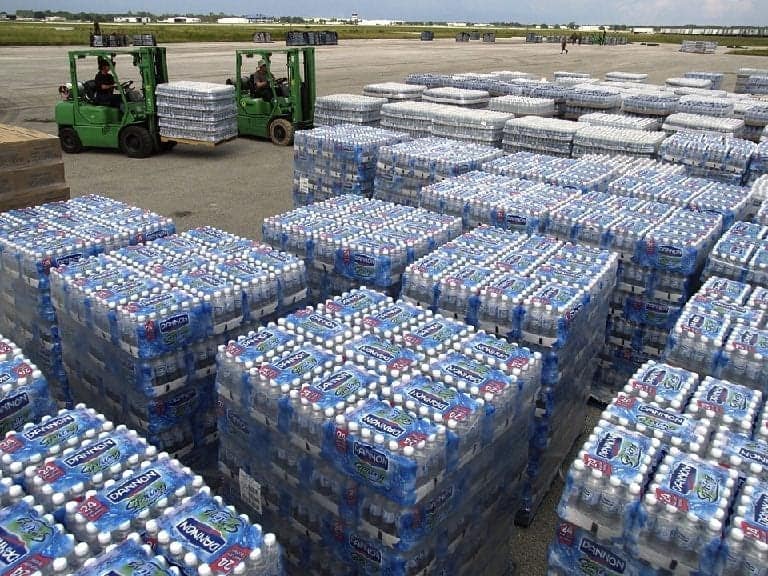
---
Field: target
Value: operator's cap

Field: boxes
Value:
[257,60,266,67]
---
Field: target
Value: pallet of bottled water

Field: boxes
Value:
[684,71,724,91]
[665,277,768,390]
[660,130,755,184]
[501,117,579,156]
[594,205,726,402]
[564,85,623,119]
[449,73,497,92]
[676,94,735,118]
[572,126,667,158]
[749,142,768,185]
[483,152,629,192]
[428,107,512,146]
[0,196,175,406]
[373,137,504,206]
[156,82,237,144]
[488,95,555,117]
[404,73,453,88]
[680,40,718,54]
[555,77,598,88]
[216,288,536,574]
[662,113,746,138]
[742,75,768,96]
[529,83,574,115]
[749,174,768,217]
[674,86,729,99]
[704,223,768,287]
[292,124,410,206]
[0,334,56,437]
[605,72,648,84]
[621,90,680,117]
[736,68,768,94]
[379,101,447,139]
[473,78,525,97]
[741,101,768,143]
[736,68,768,93]
[578,112,662,131]
[554,72,592,82]
[49,227,307,464]
[0,407,283,575]
[666,76,713,90]
[419,170,578,231]
[421,87,490,108]
[490,70,538,82]
[263,197,462,300]
[399,226,618,525]
[362,82,426,101]
[549,363,768,576]
[549,361,768,575]
[314,94,388,127]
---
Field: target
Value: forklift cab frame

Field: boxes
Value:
[233,47,315,145]
[55,47,169,157]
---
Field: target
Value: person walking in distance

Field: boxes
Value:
[561,37,568,54]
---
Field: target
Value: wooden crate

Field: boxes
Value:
[0,124,67,212]
[0,124,62,172]
[0,163,67,195]
[0,185,70,213]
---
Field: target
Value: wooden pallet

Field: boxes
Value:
[160,135,236,147]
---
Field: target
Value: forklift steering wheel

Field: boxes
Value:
[120,80,133,90]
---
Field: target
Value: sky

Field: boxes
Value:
[1,0,766,26]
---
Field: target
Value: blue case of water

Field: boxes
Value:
[297,364,378,410]
[604,396,708,450]
[33,428,152,497]
[74,458,194,534]
[343,335,421,374]
[76,538,177,575]
[402,317,470,352]
[548,521,653,576]
[152,491,265,575]
[0,407,105,466]
[0,499,74,574]
[324,398,437,503]
[0,358,55,435]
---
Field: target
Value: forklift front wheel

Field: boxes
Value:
[59,127,83,154]
[119,125,154,158]
[269,118,294,146]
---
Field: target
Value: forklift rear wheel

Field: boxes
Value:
[269,118,294,146]
[59,127,83,154]
[119,126,154,158]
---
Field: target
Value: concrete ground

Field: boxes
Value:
[0,38,752,573]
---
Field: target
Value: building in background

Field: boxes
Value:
[159,16,202,23]
[113,16,151,23]
[217,17,249,24]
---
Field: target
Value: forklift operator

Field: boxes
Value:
[94,58,122,108]
[250,60,273,101]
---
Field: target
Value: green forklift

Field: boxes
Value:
[55,46,182,158]
[228,47,316,146]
